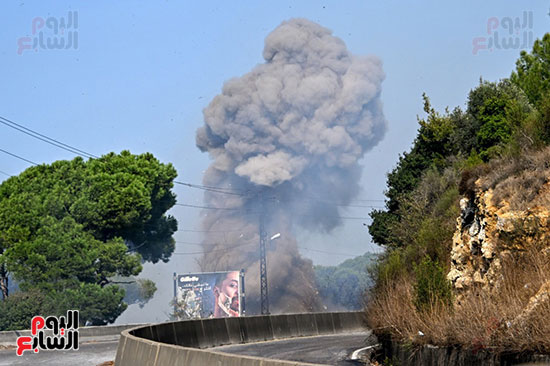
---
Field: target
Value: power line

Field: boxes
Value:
[354,198,385,203]
[172,242,256,255]
[173,242,361,258]
[298,246,359,257]
[175,201,371,220]
[179,229,246,233]
[0,115,98,159]
[175,241,208,247]
[175,181,383,206]
[0,148,38,166]
[0,170,11,177]
[174,181,248,196]
[176,240,250,247]
[266,196,384,209]
[174,181,243,192]
[175,203,245,211]
[315,202,383,209]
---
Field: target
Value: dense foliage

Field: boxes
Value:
[0,151,177,328]
[314,252,375,310]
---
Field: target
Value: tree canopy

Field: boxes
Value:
[511,33,550,107]
[0,151,177,327]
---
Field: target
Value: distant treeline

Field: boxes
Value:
[314,252,376,310]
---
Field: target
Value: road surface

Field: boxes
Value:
[0,335,118,366]
[0,331,374,365]
[216,331,374,365]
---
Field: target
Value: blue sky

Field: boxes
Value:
[1,1,549,322]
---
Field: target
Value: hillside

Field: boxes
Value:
[366,33,550,353]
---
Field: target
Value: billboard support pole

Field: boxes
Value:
[259,197,269,315]
[240,269,246,316]
[173,272,177,317]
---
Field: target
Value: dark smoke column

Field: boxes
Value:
[196,18,386,314]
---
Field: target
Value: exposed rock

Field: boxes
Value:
[514,281,550,325]
[448,177,550,297]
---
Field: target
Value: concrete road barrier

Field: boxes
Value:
[314,313,335,335]
[271,314,299,339]
[295,313,318,337]
[115,311,367,366]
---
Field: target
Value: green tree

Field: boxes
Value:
[370,94,457,248]
[6,216,141,291]
[0,151,177,327]
[0,289,55,331]
[511,33,550,107]
[466,79,531,160]
[476,96,511,159]
[50,283,128,325]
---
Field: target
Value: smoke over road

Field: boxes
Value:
[196,18,386,313]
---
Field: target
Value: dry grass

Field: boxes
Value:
[366,244,550,353]
[460,147,550,210]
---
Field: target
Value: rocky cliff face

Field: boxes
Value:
[448,173,550,315]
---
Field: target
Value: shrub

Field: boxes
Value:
[413,256,453,312]
[0,289,56,331]
[376,250,406,287]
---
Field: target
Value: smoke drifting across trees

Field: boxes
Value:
[196,18,387,313]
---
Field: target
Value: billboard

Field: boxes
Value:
[173,270,243,319]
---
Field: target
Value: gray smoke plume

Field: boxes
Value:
[196,18,386,314]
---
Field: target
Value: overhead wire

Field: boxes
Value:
[175,182,384,209]
[0,115,380,232]
[0,115,98,159]
[264,195,384,209]
[176,240,251,247]
[173,240,362,258]
[0,148,39,166]
[298,246,360,257]
[172,242,257,255]
[175,203,246,211]
[174,181,248,196]
[175,201,372,220]
[179,229,247,233]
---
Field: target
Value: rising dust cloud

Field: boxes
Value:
[195,18,386,313]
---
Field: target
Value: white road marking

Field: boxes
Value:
[350,344,379,360]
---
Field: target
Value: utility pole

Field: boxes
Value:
[259,197,269,315]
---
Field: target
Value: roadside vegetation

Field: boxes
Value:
[366,33,550,353]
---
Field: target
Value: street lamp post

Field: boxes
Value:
[259,213,269,315]
[259,210,281,315]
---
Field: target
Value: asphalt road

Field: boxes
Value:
[215,331,375,365]
[0,336,118,366]
[0,332,374,366]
